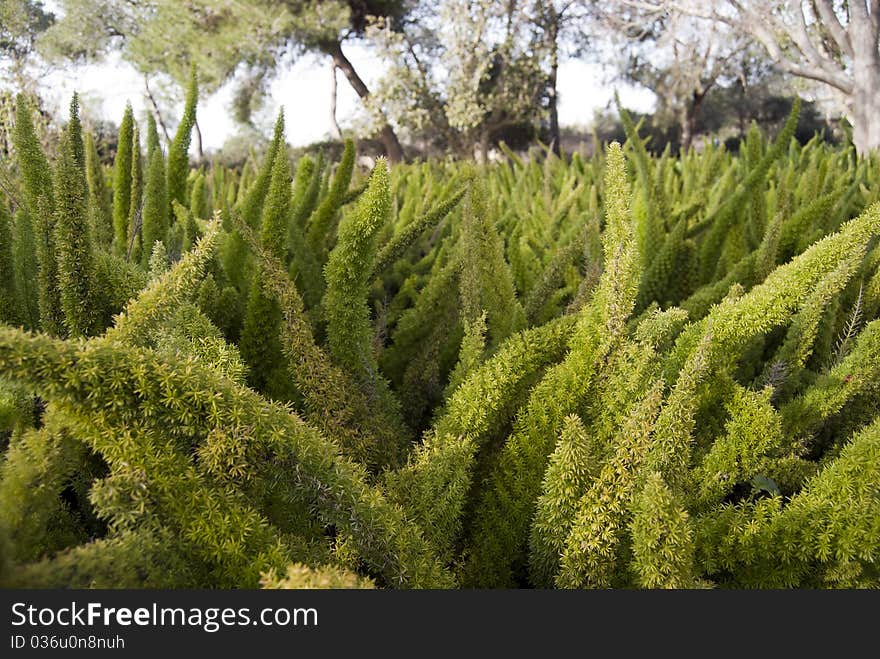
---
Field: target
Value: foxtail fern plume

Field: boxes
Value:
[323,157,411,460]
[166,67,198,212]
[458,169,525,350]
[695,417,880,587]
[385,314,577,560]
[105,217,221,347]
[84,131,113,248]
[629,472,699,589]
[126,125,144,263]
[54,97,99,338]
[66,93,86,174]
[590,141,640,345]
[323,157,390,384]
[307,138,355,261]
[260,564,375,589]
[290,155,316,225]
[13,94,54,219]
[141,143,168,268]
[555,382,665,589]
[0,324,455,588]
[190,170,209,219]
[0,199,19,326]
[112,104,135,255]
[13,93,62,335]
[372,188,466,281]
[146,111,161,162]
[528,414,599,588]
[238,112,286,229]
[11,207,39,329]
[292,151,323,230]
[239,112,296,399]
[236,214,407,472]
[221,111,285,298]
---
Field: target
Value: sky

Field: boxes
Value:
[33,13,656,152]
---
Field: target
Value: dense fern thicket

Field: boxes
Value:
[1,93,880,589]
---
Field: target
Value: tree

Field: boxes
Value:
[0,0,53,88]
[40,1,410,161]
[632,18,745,152]
[0,2,53,163]
[532,1,592,155]
[645,1,880,155]
[593,2,752,152]
[366,0,552,160]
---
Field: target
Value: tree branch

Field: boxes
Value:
[871,1,880,37]
[853,0,880,48]
[813,0,854,59]
[850,0,870,23]
[144,75,172,144]
[722,0,854,93]
[784,1,850,87]
[329,59,342,140]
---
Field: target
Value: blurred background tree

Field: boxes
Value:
[2,0,851,162]
[38,0,413,160]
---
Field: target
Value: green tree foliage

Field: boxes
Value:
[39,1,410,160]
[0,0,52,76]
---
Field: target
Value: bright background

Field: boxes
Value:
[35,42,655,150]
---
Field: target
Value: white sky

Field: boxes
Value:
[34,39,656,152]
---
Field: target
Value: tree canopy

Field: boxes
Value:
[40,1,414,159]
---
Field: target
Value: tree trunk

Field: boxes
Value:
[849,54,880,154]
[478,128,490,164]
[680,90,705,153]
[849,93,880,155]
[547,9,560,156]
[194,117,204,162]
[680,106,693,154]
[144,75,172,143]
[840,13,880,155]
[324,40,405,163]
[329,60,343,141]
